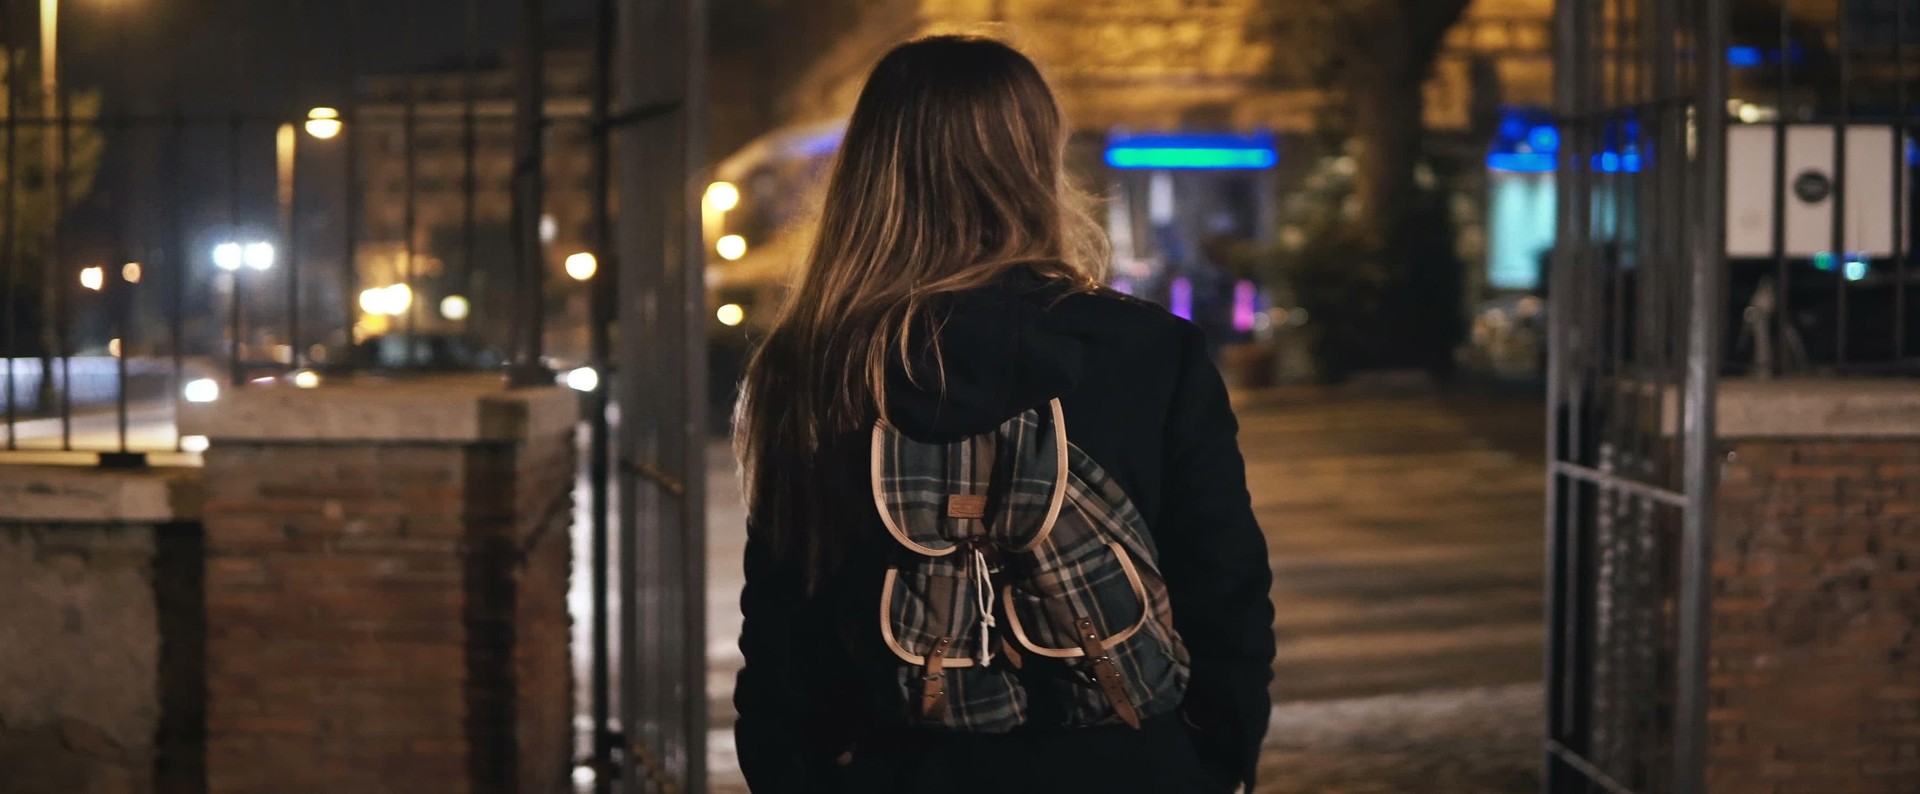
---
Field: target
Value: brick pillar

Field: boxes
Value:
[1706,380,1920,793]
[181,378,576,794]
[0,466,204,794]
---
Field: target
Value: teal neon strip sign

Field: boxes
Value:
[1104,132,1278,170]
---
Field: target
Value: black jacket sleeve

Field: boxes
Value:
[733,525,857,793]
[1157,326,1277,791]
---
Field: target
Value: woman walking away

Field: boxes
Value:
[733,35,1276,794]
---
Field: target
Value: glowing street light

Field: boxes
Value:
[121,262,141,284]
[716,234,747,261]
[292,369,321,388]
[716,303,745,327]
[213,242,244,271]
[358,284,413,316]
[704,181,740,212]
[183,377,221,403]
[565,252,598,281]
[440,294,471,321]
[78,266,105,291]
[304,107,343,140]
[565,366,600,392]
[243,241,275,271]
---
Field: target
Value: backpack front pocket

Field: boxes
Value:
[1001,540,1150,657]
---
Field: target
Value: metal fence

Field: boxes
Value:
[1,0,709,791]
[0,6,573,462]
[1550,0,1917,792]
[1723,0,1920,376]
[1546,0,1726,792]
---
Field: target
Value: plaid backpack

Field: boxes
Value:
[871,398,1190,731]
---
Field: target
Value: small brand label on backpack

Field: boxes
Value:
[946,494,988,519]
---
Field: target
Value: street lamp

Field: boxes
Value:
[304,107,343,140]
[440,294,471,321]
[213,242,244,272]
[214,241,274,271]
[704,181,740,212]
[358,284,412,317]
[243,241,275,271]
[78,265,104,291]
[565,252,597,281]
[716,234,747,261]
[121,262,141,283]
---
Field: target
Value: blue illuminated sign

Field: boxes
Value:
[1487,107,1643,174]
[1486,152,1557,173]
[1728,44,1806,68]
[1104,132,1278,170]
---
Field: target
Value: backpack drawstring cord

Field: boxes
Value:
[972,546,996,667]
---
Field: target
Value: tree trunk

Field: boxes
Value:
[1346,47,1425,263]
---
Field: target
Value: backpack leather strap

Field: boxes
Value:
[921,636,952,719]
[1074,617,1142,729]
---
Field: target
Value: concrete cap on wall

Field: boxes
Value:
[177,374,579,445]
[1659,378,1920,439]
[0,465,204,523]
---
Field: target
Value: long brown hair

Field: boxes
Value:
[735,36,1107,580]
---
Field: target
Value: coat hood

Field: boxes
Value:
[882,269,1088,443]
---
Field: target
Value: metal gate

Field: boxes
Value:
[2,0,709,788]
[1545,0,1727,792]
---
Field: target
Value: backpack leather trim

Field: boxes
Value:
[1000,540,1153,658]
[870,425,962,557]
[878,566,980,668]
[1009,399,1072,552]
[870,399,1071,557]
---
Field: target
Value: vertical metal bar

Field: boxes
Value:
[509,0,549,385]
[1833,0,1852,368]
[617,0,707,786]
[4,7,19,451]
[1545,0,1583,785]
[1770,0,1791,376]
[588,0,617,788]
[462,0,480,322]
[681,0,711,786]
[1676,0,1728,789]
[56,78,70,450]
[169,113,185,452]
[227,114,244,387]
[401,6,421,367]
[1894,0,1908,362]
[285,1,305,371]
[114,241,130,455]
[341,0,361,368]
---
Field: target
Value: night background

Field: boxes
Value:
[3,1,1918,793]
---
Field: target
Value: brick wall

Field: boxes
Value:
[1711,438,1920,793]
[200,429,574,793]
[0,520,203,794]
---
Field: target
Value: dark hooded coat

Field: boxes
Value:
[734,268,1275,793]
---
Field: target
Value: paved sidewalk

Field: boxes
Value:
[1259,684,1540,793]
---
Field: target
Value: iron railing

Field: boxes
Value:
[0,1,710,792]
[1724,0,1920,375]
[1546,0,1727,792]
[0,2,582,463]
[1552,0,1920,786]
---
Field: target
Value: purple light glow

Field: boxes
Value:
[1111,278,1134,296]
[1170,277,1193,321]
[1232,280,1257,333]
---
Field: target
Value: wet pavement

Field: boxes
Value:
[705,383,1547,792]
